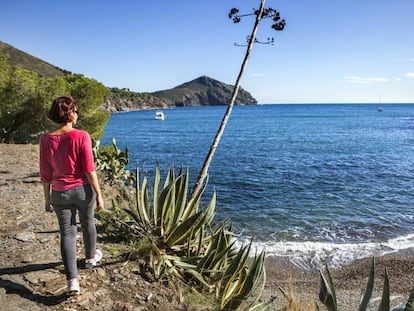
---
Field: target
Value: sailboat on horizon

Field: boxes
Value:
[377,96,383,112]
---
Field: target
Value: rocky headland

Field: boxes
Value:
[101,76,257,112]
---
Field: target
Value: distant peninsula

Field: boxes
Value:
[102,76,256,112]
[151,76,257,107]
[0,41,257,112]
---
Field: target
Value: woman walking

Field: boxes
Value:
[39,96,104,295]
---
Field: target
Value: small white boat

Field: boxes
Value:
[155,110,165,120]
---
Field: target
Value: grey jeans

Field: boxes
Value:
[52,184,97,280]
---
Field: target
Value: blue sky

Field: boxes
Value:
[1,0,413,104]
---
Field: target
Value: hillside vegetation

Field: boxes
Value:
[0,41,67,78]
[102,87,168,112]
[1,41,257,112]
[0,51,109,143]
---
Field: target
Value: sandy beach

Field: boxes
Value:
[0,143,413,310]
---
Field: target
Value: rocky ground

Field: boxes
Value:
[0,143,413,311]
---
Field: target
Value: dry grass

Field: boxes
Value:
[279,285,318,311]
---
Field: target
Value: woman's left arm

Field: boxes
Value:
[42,182,54,212]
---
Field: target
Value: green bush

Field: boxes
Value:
[93,138,135,186]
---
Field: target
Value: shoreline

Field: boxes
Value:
[247,234,414,272]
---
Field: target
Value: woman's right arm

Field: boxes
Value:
[42,182,54,212]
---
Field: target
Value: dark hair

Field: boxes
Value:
[47,96,78,124]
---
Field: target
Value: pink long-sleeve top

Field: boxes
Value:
[39,129,96,191]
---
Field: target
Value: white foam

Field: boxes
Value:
[236,233,414,271]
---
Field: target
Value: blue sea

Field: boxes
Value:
[101,104,414,269]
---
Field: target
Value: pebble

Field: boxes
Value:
[14,231,35,242]
[24,270,60,285]
[21,256,33,263]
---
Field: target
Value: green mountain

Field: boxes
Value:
[152,75,257,106]
[0,41,166,111]
[0,41,66,77]
[1,41,257,110]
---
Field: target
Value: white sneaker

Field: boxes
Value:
[85,249,103,269]
[67,278,80,296]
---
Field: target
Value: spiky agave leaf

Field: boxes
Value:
[153,161,161,224]
[171,168,189,226]
[220,243,251,291]
[194,224,205,257]
[235,252,264,299]
[198,239,235,288]
[165,192,216,251]
[185,175,209,218]
[164,255,212,289]
[163,164,175,188]
[165,211,205,247]
[239,251,267,311]
[135,167,151,229]
[222,267,249,310]
[358,257,375,311]
[378,266,390,311]
[248,295,276,311]
[123,208,144,231]
[186,192,216,242]
[403,289,414,311]
[325,263,337,308]
[197,224,229,271]
[123,168,150,230]
[319,265,338,311]
[219,243,252,309]
[150,254,170,281]
[206,240,234,274]
[201,191,217,227]
[158,176,178,236]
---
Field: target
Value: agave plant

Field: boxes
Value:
[319,257,414,311]
[117,163,272,310]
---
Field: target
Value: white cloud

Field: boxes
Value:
[345,76,389,83]
[406,73,414,79]
[396,57,414,62]
[250,73,264,78]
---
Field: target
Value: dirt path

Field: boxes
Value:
[0,144,184,310]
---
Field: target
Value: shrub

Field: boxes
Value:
[93,138,135,186]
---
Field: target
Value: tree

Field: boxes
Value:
[189,0,286,201]
[66,73,109,140]
[0,66,42,143]
[0,54,110,143]
[0,54,10,90]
